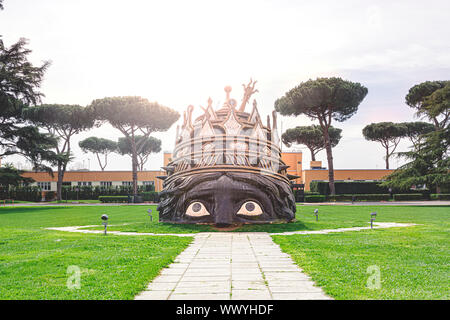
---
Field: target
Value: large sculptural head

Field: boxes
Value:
[158,80,296,226]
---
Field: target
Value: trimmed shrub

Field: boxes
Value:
[430,194,450,200]
[439,184,450,193]
[355,194,390,201]
[45,191,56,201]
[0,186,42,202]
[304,195,326,203]
[328,194,390,202]
[310,181,390,195]
[393,194,424,201]
[61,185,157,200]
[141,191,160,202]
[310,181,329,195]
[98,196,130,203]
[327,194,353,202]
[304,191,320,196]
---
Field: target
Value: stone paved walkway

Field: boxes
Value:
[135,233,331,300]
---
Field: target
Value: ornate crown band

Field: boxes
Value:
[160,80,296,183]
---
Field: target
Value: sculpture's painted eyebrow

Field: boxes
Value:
[184,188,214,199]
[185,186,267,201]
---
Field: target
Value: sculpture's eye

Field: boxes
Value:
[186,201,211,217]
[237,201,263,216]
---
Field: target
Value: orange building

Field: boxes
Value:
[20,153,393,194]
[280,151,303,184]
[22,152,304,194]
[22,170,165,192]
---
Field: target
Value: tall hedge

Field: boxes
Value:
[431,194,450,200]
[310,181,390,195]
[61,185,155,200]
[0,186,42,202]
[1,185,159,202]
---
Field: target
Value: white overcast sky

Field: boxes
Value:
[1,0,449,171]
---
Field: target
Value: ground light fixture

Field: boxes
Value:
[314,209,319,221]
[147,208,153,222]
[101,214,108,235]
[370,211,377,229]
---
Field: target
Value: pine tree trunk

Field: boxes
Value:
[96,153,104,171]
[385,147,390,169]
[57,163,63,201]
[131,139,138,197]
[310,149,316,161]
[323,126,336,195]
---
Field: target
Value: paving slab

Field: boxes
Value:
[271,292,333,300]
[232,280,267,290]
[232,289,272,300]
[170,293,231,300]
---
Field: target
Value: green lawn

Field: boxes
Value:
[47,199,102,204]
[0,204,448,299]
[0,205,192,299]
[272,205,450,300]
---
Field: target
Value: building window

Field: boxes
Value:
[62,182,72,187]
[77,182,92,186]
[142,181,154,186]
[122,181,133,186]
[100,181,112,187]
[37,182,51,191]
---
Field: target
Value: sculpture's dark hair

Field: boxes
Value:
[157,171,295,222]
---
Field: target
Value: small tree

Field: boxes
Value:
[362,122,407,169]
[24,104,95,200]
[405,80,449,129]
[0,38,57,168]
[118,136,161,171]
[275,77,368,195]
[282,125,342,161]
[381,127,449,193]
[0,164,34,193]
[402,121,435,150]
[79,137,117,171]
[89,96,179,196]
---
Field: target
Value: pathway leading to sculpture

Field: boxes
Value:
[135,232,331,300]
[46,222,417,300]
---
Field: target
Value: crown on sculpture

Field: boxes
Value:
[162,79,294,183]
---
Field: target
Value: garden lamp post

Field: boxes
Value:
[314,209,319,221]
[370,212,377,229]
[101,214,108,235]
[147,208,153,222]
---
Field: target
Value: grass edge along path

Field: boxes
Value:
[272,221,449,300]
[0,228,192,299]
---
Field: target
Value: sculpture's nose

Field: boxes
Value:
[214,201,233,227]
[212,175,234,227]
